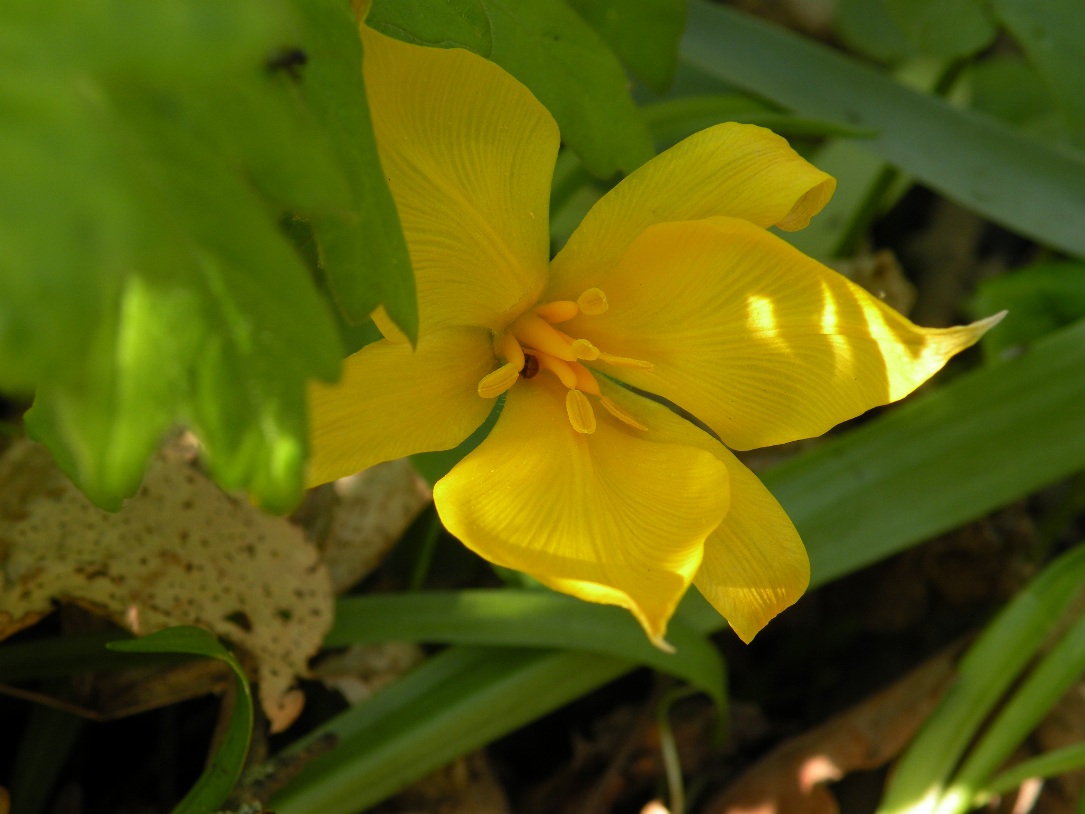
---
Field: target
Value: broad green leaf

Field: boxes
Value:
[968,57,1058,134]
[835,0,913,64]
[368,0,654,177]
[109,626,254,814]
[274,317,1085,814]
[3,0,344,510]
[972,261,1085,361]
[290,0,417,341]
[885,0,996,58]
[681,0,1085,260]
[565,0,686,92]
[328,590,727,707]
[991,0,1085,149]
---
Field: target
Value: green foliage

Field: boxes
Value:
[884,0,996,58]
[877,545,1085,814]
[1,0,413,510]
[367,0,657,177]
[293,0,417,339]
[682,0,1085,259]
[991,0,1085,149]
[973,261,1085,361]
[328,590,727,708]
[109,627,254,814]
[565,0,686,92]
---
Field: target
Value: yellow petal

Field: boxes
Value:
[548,122,835,298]
[433,375,729,645]
[595,381,808,642]
[570,217,1002,450]
[694,451,810,644]
[362,26,557,332]
[307,328,495,486]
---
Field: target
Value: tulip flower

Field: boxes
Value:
[308,24,1001,647]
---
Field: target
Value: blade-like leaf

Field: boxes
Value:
[109,627,254,814]
[681,0,1085,259]
[328,590,727,707]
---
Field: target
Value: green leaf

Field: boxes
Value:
[990,0,1085,149]
[368,0,655,177]
[877,544,1085,814]
[681,0,1085,260]
[884,0,997,58]
[2,0,344,510]
[835,0,913,64]
[967,57,1058,133]
[642,94,875,150]
[291,0,417,341]
[272,646,630,814]
[972,260,1085,361]
[565,0,686,92]
[767,319,1085,588]
[273,310,1085,814]
[109,626,254,814]
[327,590,727,707]
[943,604,1085,814]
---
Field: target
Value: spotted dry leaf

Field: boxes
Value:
[318,460,431,593]
[0,440,333,732]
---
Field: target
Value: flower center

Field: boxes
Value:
[477,288,651,434]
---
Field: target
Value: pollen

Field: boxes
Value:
[475,287,649,434]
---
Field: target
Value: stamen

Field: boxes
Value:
[477,362,521,398]
[599,397,648,431]
[535,353,578,389]
[534,300,580,323]
[598,351,654,371]
[496,332,525,370]
[577,288,608,315]
[512,312,577,361]
[371,305,409,344]
[566,390,597,434]
[569,362,601,396]
[570,338,600,361]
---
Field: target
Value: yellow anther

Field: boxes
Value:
[570,361,601,396]
[512,312,577,361]
[598,351,654,371]
[534,300,580,323]
[565,390,597,434]
[371,305,409,344]
[570,338,600,361]
[496,332,525,370]
[477,362,521,399]
[536,353,578,389]
[599,397,647,431]
[577,288,608,315]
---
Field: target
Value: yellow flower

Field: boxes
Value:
[307,25,1001,647]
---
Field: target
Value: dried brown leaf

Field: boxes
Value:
[702,644,963,814]
[0,440,333,732]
